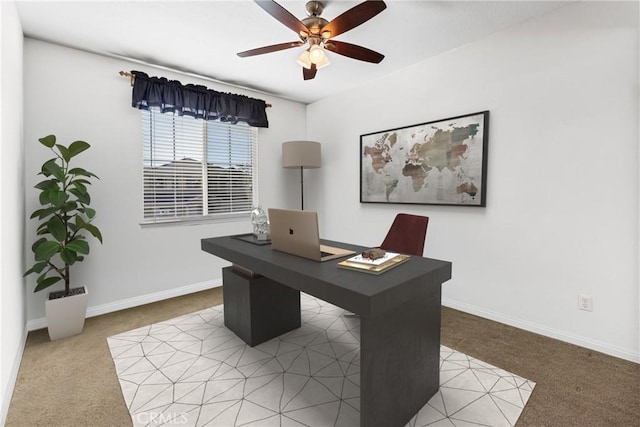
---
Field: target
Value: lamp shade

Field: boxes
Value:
[282,141,321,169]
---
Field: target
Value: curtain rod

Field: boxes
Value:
[118,71,272,108]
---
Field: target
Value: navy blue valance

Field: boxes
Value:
[130,71,269,128]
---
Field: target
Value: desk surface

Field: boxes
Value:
[201,235,452,318]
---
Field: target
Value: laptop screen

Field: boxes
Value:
[268,208,355,261]
[269,208,321,260]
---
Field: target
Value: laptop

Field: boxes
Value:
[268,208,356,262]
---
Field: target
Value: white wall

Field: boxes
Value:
[0,1,26,423]
[307,1,639,362]
[23,39,307,324]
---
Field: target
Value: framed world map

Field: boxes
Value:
[360,111,489,207]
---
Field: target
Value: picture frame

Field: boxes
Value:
[360,111,489,207]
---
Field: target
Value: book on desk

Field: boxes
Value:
[337,251,410,275]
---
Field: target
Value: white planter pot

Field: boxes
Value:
[45,286,88,341]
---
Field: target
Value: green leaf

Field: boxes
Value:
[68,141,90,158]
[83,222,103,244]
[75,215,87,227]
[34,276,62,292]
[34,240,60,261]
[71,178,91,186]
[38,135,56,148]
[36,223,48,235]
[69,187,90,205]
[69,182,87,196]
[39,190,50,206]
[42,159,65,181]
[31,237,46,253]
[47,216,67,242]
[24,261,48,277]
[70,180,87,194]
[34,179,58,191]
[60,248,78,265]
[66,238,89,255]
[68,167,98,179]
[80,207,96,219]
[30,206,57,220]
[40,158,54,177]
[63,200,78,213]
[30,210,42,221]
[56,144,71,163]
[47,189,68,207]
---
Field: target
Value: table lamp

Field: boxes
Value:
[282,141,321,210]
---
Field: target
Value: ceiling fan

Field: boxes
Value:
[237,0,386,80]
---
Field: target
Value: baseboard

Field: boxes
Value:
[22,287,637,363]
[442,297,640,364]
[1,325,28,426]
[26,279,222,332]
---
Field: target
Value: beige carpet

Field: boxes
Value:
[6,287,640,426]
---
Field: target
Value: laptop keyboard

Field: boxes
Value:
[321,251,332,257]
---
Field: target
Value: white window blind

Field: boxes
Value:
[142,108,257,223]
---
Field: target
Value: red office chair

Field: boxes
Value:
[343,213,429,319]
[379,213,429,256]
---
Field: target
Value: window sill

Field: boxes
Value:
[140,212,250,228]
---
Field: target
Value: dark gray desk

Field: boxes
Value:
[201,235,452,427]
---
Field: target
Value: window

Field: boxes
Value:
[142,107,257,224]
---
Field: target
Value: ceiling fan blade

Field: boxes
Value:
[255,0,310,35]
[303,64,317,80]
[325,40,384,63]
[237,41,304,57]
[321,1,386,39]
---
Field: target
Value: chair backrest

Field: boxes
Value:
[379,213,429,256]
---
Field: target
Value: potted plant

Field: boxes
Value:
[24,135,103,340]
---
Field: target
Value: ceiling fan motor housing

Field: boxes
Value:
[305,1,324,17]
[301,1,329,39]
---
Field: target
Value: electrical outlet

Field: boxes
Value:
[579,294,593,312]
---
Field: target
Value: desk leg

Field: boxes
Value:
[222,266,301,347]
[360,285,441,427]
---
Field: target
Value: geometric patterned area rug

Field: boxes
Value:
[107,294,535,427]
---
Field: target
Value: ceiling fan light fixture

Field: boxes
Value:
[296,50,313,69]
[309,45,326,64]
[314,52,331,69]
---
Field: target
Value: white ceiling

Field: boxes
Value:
[16,0,568,104]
